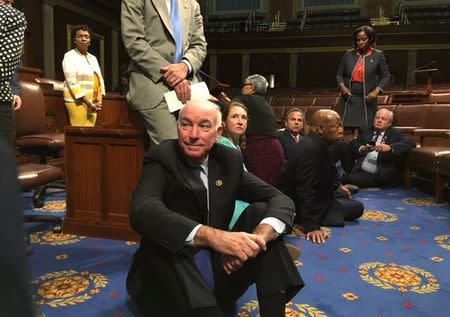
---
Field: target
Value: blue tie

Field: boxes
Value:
[170,0,183,63]
[192,166,215,290]
[194,249,215,291]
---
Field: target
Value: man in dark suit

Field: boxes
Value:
[284,110,364,244]
[127,100,304,317]
[341,108,416,188]
[278,107,304,162]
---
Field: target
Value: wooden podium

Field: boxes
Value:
[63,94,148,241]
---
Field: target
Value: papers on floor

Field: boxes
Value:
[164,81,211,113]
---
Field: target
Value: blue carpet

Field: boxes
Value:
[25,187,449,317]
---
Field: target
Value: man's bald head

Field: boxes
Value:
[309,109,343,144]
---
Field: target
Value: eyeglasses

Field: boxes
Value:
[243,83,252,86]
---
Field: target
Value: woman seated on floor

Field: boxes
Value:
[217,101,250,229]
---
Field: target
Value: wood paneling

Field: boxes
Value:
[217,54,243,87]
[297,52,342,88]
[53,6,113,89]
[383,50,408,86]
[249,53,290,88]
[417,49,450,85]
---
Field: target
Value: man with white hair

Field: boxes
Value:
[127,100,303,317]
[341,108,415,188]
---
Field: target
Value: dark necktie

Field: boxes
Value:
[372,131,381,144]
[170,0,183,63]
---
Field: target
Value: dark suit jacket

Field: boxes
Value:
[278,129,301,162]
[350,127,416,185]
[127,140,297,310]
[284,133,338,233]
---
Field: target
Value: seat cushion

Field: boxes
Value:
[17,163,63,190]
[407,147,450,172]
[439,153,450,176]
[15,133,64,151]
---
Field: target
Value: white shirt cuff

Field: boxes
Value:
[260,217,286,237]
[185,224,202,246]
[182,59,192,74]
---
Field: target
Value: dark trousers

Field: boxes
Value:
[341,169,400,188]
[321,195,364,227]
[0,101,13,145]
[132,202,304,317]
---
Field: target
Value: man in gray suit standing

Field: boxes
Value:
[121,0,207,144]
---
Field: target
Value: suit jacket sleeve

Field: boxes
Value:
[130,160,200,254]
[379,128,416,161]
[336,51,350,87]
[182,0,207,73]
[376,51,391,91]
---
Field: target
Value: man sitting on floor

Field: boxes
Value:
[283,110,364,244]
[341,108,416,188]
[278,107,305,162]
[126,100,304,317]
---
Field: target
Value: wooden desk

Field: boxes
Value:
[63,94,148,241]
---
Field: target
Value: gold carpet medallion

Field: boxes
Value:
[34,200,66,212]
[33,270,108,308]
[435,235,450,250]
[238,300,327,316]
[359,262,439,294]
[403,197,447,207]
[342,292,359,301]
[30,231,86,246]
[291,224,332,240]
[360,210,398,222]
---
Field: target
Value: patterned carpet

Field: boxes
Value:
[25,187,449,317]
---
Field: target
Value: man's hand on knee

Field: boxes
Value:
[195,226,266,262]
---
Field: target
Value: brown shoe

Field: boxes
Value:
[285,243,301,260]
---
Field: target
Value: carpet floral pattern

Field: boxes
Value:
[25,187,449,317]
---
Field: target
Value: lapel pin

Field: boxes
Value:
[215,180,223,187]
